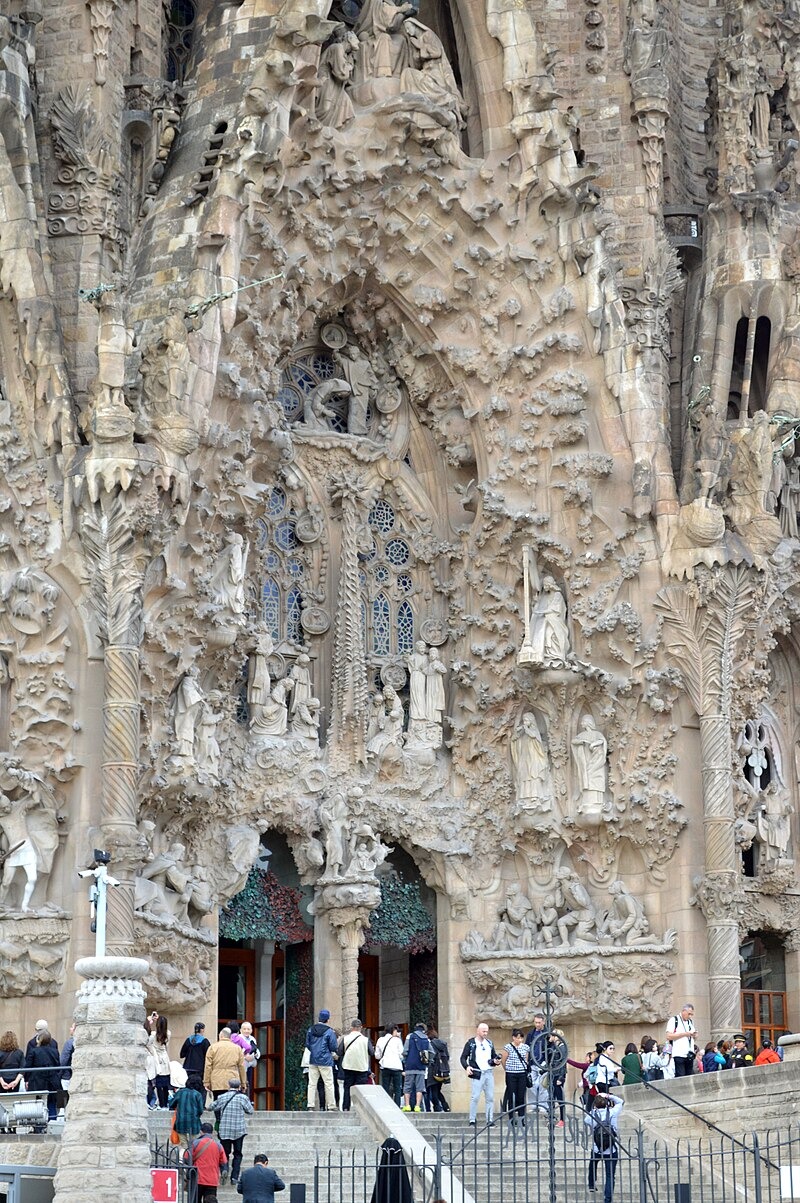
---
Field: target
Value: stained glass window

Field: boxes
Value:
[358,497,417,661]
[278,350,348,432]
[256,491,307,645]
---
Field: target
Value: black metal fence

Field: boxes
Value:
[151,1138,199,1203]
[313,1100,800,1203]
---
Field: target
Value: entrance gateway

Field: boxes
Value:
[218,834,437,1108]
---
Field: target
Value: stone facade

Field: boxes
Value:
[1,0,800,1085]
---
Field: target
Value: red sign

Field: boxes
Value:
[151,1168,180,1202]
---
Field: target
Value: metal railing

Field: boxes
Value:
[151,1138,199,1203]
[312,1102,800,1203]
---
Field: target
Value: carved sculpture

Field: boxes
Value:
[251,677,293,739]
[556,868,598,946]
[755,786,793,866]
[320,792,348,878]
[292,696,322,745]
[289,652,313,716]
[623,0,669,213]
[519,572,572,669]
[492,884,537,950]
[248,629,274,731]
[172,668,205,762]
[510,713,554,815]
[208,533,249,617]
[316,29,359,129]
[600,880,652,947]
[571,716,608,820]
[0,774,59,914]
[366,685,405,759]
[334,344,379,436]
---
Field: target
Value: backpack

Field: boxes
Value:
[586,1063,599,1085]
[593,1118,617,1155]
[432,1043,451,1083]
[413,1033,432,1065]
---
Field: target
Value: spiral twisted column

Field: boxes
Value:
[699,711,741,1039]
[101,643,141,952]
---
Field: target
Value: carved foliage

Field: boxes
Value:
[48,85,121,240]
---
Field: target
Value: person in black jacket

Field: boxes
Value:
[25,1030,62,1118]
[181,1022,211,1078]
[426,1026,450,1113]
[237,1152,285,1202]
[0,1031,24,1095]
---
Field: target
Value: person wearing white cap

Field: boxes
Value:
[26,1020,58,1060]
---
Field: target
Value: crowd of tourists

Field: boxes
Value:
[0,1018,75,1120]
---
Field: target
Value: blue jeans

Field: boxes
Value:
[589,1153,618,1203]
[469,1070,494,1122]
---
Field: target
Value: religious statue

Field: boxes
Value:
[407,639,429,744]
[366,685,405,758]
[349,822,392,875]
[425,647,447,746]
[208,532,249,616]
[173,668,205,761]
[292,696,322,745]
[289,652,313,717]
[692,396,729,502]
[320,793,348,877]
[196,694,223,777]
[726,413,784,554]
[536,893,559,947]
[519,554,572,668]
[600,880,652,947]
[303,378,351,431]
[400,18,466,145]
[623,0,669,100]
[334,344,379,436]
[251,676,293,739]
[0,782,59,913]
[492,883,537,951]
[135,838,212,929]
[756,785,794,866]
[571,716,608,818]
[510,712,554,814]
[316,28,359,129]
[555,868,598,946]
[352,0,414,94]
[779,447,800,539]
[86,287,135,444]
[247,629,274,729]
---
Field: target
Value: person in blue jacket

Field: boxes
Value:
[305,1009,338,1111]
[237,1152,285,1202]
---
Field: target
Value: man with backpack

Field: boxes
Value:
[460,1022,502,1126]
[585,1092,624,1203]
[402,1022,433,1112]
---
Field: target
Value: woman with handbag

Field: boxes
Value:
[501,1029,530,1125]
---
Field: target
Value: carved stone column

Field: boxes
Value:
[656,568,755,1037]
[312,880,380,1027]
[80,496,148,953]
[53,955,151,1203]
[328,473,370,769]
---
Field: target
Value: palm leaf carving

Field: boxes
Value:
[79,499,141,646]
[654,567,755,716]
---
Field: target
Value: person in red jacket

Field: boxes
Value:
[184,1122,227,1202]
[754,1039,781,1067]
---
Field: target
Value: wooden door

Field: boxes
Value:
[253,1020,284,1110]
[218,946,256,1030]
[741,989,789,1052]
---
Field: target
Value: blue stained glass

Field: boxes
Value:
[274,520,298,551]
[372,593,390,656]
[397,600,414,654]
[311,353,335,379]
[278,386,301,417]
[375,565,389,584]
[265,551,280,570]
[288,558,304,577]
[369,499,395,534]
[359,539,377,563]
[289,364,317,394]
[262,580,280,641]
[256,519,268,550]
[397,573,413,594]
[287,586,303,643]
[268,487,286,517]
[359,570,367,587]
[385,538,410,566]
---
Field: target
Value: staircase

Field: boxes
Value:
[149,1109,378,1198]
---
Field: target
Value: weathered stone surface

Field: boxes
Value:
[0,0,798,1130]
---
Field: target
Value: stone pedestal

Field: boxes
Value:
[53,956,151,1203]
